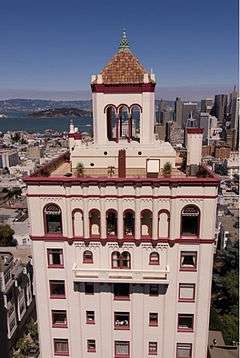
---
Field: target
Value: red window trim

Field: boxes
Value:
[49,281,66,299]
[149,313,158,326]
[180,252,197,271]
[149,252,160,265]
[148,342,158,355]
[177,314,194,332]
[114,296,130,301]
[48,264,64,269]
[178,284,196,302]
[111,251,131,269]
[176,343,192,358]
[87,340,96,352]
[52,311,67,328]
[114,341,130,358]
[50,294,66,299]
[53,339,69,356]
[86,311,95,324]
[47,249,64,268]
[179,268,197,272]
[83,259,93,264]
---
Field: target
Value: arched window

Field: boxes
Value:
[44,204,62,234]
[118,105,130,141]
[83,250,93,264]
[130,104,142,142]
[123,210,135,237]
[181,205,200,237]
[72,210,83,237]
[158,210,170,238]
[105,105,117,142]
[106,209,117,237]
[89,209,100,237]
[149,252,160,265]
[141,210,153,238]
[112,251,131,269]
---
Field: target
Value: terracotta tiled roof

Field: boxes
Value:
[100,48,149,85]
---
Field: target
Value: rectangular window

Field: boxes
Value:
[180,252,197,271]
[87,339,96,352]
[50,280,65,298]
[176,343,192,358]
[178,314,194,332]
[85,283,94,295]
[54,339,69,356]
[113,284,130,300]
[114,312,130,330]
[86,311,95,324]
[115,341,129,357]
[149,284,159,296]
[47,249,64,268]
[179,284,195,302]
[149,342,157,355]
[52,310,67,328]
[149,313,158,326]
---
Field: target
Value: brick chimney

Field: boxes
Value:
[186,128,204,175]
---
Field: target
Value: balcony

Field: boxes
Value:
[72,264,169,284]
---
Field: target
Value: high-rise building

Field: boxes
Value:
[175,97,183,128]
[25,32,219,358]
[182,102,198,128]
[199,113,218,145]
[212,94,228,123]
[200,98,214,114]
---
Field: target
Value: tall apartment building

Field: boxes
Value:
[175,97,183,128]
[200,98,214,114]
[25,32,219,358]
[212,94,228,124]
[0,252,34,358]
[175,99,198,129]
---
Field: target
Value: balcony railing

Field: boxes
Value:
[72,264,169,284]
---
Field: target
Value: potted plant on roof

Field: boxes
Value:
[76,162,84,177]
[162,162,172,177]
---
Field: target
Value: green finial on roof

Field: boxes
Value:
[118,29,130,51]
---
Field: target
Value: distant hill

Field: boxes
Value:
[0,99,92,112]
[30,107,92,118]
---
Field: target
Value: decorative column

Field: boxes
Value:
[152,187,158,239]
[127,114,132,143]
[135,186,141,239]
[100,187,106,239]
[116,114,119,143]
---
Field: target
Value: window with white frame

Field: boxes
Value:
[179,284,195,301]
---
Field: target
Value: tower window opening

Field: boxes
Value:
[123,210,135,237]
[141,210,153,238]
[89,209,100,237]
[181,205,200,236]
[44,204,62,234]
[106,210,118,236]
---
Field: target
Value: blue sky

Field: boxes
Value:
[0,0,238,99]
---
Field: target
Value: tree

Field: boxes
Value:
[27,319,38,341]
[162,162,172,176]
[16,337,31,355]
[0,224,16,246]
[76,162,84,177]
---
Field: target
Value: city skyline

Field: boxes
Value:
[0,0,238,100]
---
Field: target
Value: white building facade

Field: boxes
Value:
[25,33,219,358]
